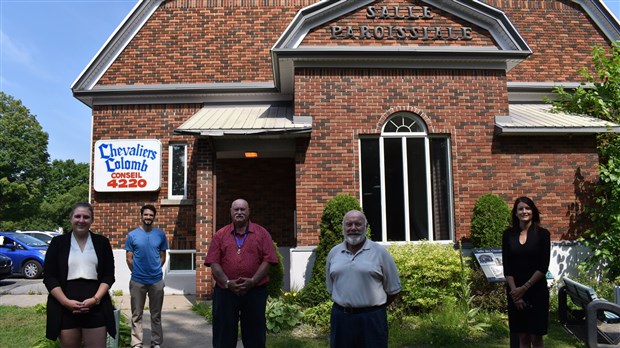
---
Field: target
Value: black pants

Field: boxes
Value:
[212,285,267,348]
[330,303,388,348]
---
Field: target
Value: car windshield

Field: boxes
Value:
[29,234,53,243]
[9,233,48,247]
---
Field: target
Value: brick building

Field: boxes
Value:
[72,0,620,299]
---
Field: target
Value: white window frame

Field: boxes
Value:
[359,112,454,242]
[167,249,196,273]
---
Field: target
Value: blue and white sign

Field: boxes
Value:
[93,139,162,192]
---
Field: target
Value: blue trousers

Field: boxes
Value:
[212,285,267,348]
[330,304,388,348]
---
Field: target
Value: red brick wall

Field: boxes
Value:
[98,1,612,85]
[484,0,612,81]
[90,104,203,249]
[194,138,215,298]
[293,67,599,243]
[214,158,296,247]
[87,1,612,298]
[98,0,315,86]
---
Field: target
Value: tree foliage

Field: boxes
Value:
[297,194,363,307]
[40,160,89,231]
[549,42,620,279]
[0,93,88,231]
[0,92,50,222]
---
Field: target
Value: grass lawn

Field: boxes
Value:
[1,304,586,348]
[267,310,586,348]
[0,305,47,348]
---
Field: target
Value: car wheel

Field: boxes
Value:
[22,260,42,279]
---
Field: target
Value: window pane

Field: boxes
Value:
[170,253,194,271]
[407,138,428,241]
[360,139,382,241]
[171,145,186,196]
[383,113,424,133]
[384,138,405,241]
[430,138,452,240]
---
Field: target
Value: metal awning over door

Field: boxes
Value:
[175,105,312,136]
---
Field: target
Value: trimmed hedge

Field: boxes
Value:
[470,194,511,248]
[388,242,471,313]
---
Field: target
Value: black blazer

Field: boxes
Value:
[43,231,116,340]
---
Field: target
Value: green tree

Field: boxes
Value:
[549,42,620,279]
[0,92,50,224]
[40,160,89,231]
[297,194,363,307]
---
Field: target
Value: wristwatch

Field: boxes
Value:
[225,279,230,289]
[93,296,101,305]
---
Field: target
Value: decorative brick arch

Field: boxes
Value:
[376,106,435,133]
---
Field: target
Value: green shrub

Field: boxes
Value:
[267,241,285,298]
[470,194,511,248]
[301,300,333,334]
[469,262,507,313]
[388,242,471,313]
[266,296,304,334]
[298,194,363,307]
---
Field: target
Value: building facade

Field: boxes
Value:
[73,0,620,299]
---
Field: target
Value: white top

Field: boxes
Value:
[67,233,99,280]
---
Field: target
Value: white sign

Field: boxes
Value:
[93,139,162,192]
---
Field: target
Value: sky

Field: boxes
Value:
[1,0,620,164]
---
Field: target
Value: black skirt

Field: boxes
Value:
[60,279,106,330]
[506,282,550,335]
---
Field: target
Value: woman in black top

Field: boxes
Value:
[43,202,116,347]
[502,197,551,348]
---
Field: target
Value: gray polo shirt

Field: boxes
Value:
[326,239,401,308]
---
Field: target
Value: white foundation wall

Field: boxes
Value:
[108,243,592,295]
[110,250,195,295]
[110,247,292,295]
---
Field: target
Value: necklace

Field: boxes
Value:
[234,227,249,254]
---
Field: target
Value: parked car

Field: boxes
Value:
[0,253,13,280]
[16,230,61,245]
[0,232,47,279]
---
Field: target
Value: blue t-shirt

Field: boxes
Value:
[125,227,168,284]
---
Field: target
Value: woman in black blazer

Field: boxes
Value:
[43,202,116,347]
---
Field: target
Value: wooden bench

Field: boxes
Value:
[558,277,620,347]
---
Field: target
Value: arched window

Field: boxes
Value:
[360,112,453,242]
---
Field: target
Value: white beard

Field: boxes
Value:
[345,234,365,246]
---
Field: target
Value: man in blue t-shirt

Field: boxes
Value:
[125,204,168,348]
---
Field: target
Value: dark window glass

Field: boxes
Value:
[170,253,194,271]
[171,145,186,197]
[430,138,451,241]
[360,139,382,241]
[384,138,406,241]
[407,138,428,241]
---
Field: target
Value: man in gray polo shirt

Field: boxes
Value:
[326,210,401,348]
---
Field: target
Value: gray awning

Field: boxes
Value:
[175,105,312,136]
[495,104,620,135]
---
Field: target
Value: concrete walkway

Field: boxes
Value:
[0,280,222,348]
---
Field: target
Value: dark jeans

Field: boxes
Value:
[330,304,388,348]
[212,285,267,348]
